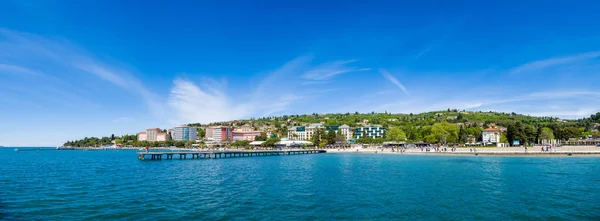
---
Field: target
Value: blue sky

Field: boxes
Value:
[1,0,600,146]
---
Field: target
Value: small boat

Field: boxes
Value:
[14,148,19,152]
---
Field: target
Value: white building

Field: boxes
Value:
[206,126,232,141]
[156,133,170,142]
[323,125,353,141]
[340,124,353,141]
[232,131,262,141]
[287,123,324,141]
[171,126,197,141]
[137,132,147,141]
[482,128,501,144]
[354,125,386,139]
[146,128,162,142]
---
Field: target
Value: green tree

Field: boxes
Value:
[197,128,205,139]
[255,132,268,141]
[261,137,280,147]
[467,127,482,141]
[184,140,196,148]
[424,134,437,143]
[458,126,468,144]
[174,141,186,147]
[431,122,459,144]
[231,140,250,147]
[500,134,509,143]
[387,127,406,142]
[312,128,324,145]
[539,127,555,142]
[325,129,336,145]
[506,122,526,146]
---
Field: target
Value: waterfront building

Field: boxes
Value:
[137,132,147,141]
[156,133,170,142]
[171,126,197,141]
[287,123,324,140]
[482,128,501,144]
[354,125,386,139]
[275,138,314,148]
[323,125,353,141]
[206,126,233,141]
[146,128,162,142]
[340,124,353,141]
[232,131,262,141]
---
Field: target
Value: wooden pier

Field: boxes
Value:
[137,150,327,160]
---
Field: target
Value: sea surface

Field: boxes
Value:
[1,148,600,221]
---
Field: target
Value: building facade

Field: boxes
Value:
[324,125,353,141]
[206,126,233,141]
[355,125,386,139]
[235,124,254,132]
[146,128,162,142]
[232,131,262,141]
[137,132,147,141]
[482,128,501,143]
[287,123,324,141]
[340,124,353,141]
[156,133,170,142]
[171,126,198,141]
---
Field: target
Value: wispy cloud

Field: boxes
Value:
[301,80,332,85]
[379,69,409,95]
[112,117,134,123]
[0,28,162,114]
[167,78,250,124]
[302,59,370,81]
[508,51,600,74]
[167,56,356,124]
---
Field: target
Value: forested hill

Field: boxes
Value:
[65,110,600,147]
[195,110,600,145]
[203,110,600,130]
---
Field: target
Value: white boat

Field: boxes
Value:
[14,148,18,152]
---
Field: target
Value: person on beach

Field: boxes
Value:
[525,146,528,153]
[145,146,149,152]
[541,146,544,152]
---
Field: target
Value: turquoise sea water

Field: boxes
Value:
[1,148,600,220]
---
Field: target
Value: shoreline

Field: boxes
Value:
[325,146,600,156]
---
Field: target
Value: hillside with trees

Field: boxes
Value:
[64,110,600,147]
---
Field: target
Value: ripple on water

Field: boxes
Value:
[1,150,600,220]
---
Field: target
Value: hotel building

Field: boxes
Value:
[171,126,198,141]
[206,126,233,141]
[354,125,386,139]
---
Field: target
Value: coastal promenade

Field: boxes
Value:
[137,149,326,160]
[326,146,600,156]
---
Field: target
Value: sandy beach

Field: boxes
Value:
[325,145,600,156]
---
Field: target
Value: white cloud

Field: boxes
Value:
[508,51,600,74]
[167,56,341,124]
[379,69,409,95]
[167,78,250,124]
[0,28,162,114]
[302,59,370,81]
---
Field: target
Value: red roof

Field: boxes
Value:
[138,132,146,134]
[483,128,499,132]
